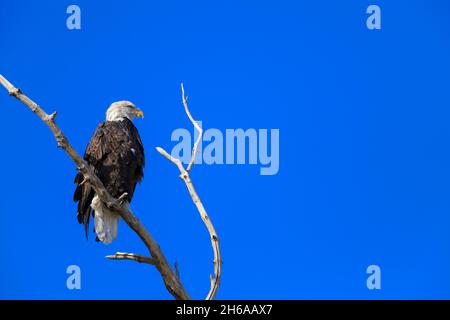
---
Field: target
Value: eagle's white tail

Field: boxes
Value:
[91,195,120,244]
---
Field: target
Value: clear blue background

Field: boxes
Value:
[1,0,450,299]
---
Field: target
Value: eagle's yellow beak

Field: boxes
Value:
[135,109,144,119]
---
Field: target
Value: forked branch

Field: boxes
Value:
[156,83,222,300]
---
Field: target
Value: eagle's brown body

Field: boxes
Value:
[73,117,145,241]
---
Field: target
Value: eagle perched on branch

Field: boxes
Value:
[73,101,145,244]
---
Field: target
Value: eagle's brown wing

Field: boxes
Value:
[73,119,144,238]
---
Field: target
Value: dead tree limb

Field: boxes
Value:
[156,83,222,300]
[106,252,156,265]
[0,74,190,300]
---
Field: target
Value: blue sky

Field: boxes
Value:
[1,0,450,299]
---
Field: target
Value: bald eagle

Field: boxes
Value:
[73,101,145,244]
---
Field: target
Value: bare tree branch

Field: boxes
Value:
[106,252,156,265]
[181,83,203,173]
[175,261,180,280]
[156,83,222,300]
[0,74,190,300]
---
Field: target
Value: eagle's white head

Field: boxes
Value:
[106,101,144,121]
